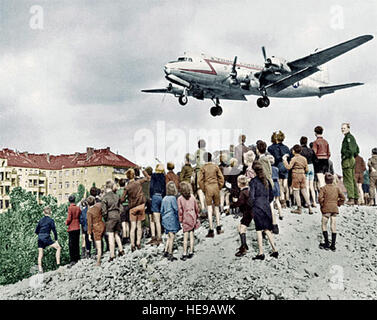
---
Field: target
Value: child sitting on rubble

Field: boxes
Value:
[318,173,345,251]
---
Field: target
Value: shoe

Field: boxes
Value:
[270,251,279,258]
[330,245,336,251]
[272,224,279,235]
[147,237,157,245]
[235,246,247,257]
[279,215,283,221]
[291,207,302,214]
[108,257,115,262]
[216,226,224,235]
[131,246,136,252]
[118,250,125,257]
[252,254,265,260]
[187,253,194,259]
[163,251,169,258]
[168,254,177,261]
[308,209,313,215]
[155,238,162,246]
[319,243,330,250]
[206,230,215,238]
[311,203,317,208]
[136,244,141,250]
[225,209,230,216]
[346,199,355,206]
[180,255,188,261]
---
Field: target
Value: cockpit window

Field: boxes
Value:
[169,57,193,63]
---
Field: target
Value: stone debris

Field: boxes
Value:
[0,206,376,300]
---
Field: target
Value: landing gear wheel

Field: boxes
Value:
[210,106,218,117]
[257,97,270,108]
[178,95,188,106]
[216,106,223,116]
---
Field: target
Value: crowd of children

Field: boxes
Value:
[35,124,377,272]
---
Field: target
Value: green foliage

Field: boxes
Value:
[0,188,71,286]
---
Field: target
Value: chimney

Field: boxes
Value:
[86,147,94,160]
[46,153,50,163]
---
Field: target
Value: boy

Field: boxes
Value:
[318,173,346,251]
[283,144,312,214]
[35,206,61,273]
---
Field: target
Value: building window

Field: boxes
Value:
[59,183,62,189]
[104,167,107,174]
[77,169,80,175]
[65,193,69,200]
[0,201,2,209]
[5,200,9,209]
[65,182,69,189]
[65,170,69,176]
[97,167,101,173]
[53,177,57,183]
[59,171,62,177]
[84,168,87,175]
[49,183,52,190]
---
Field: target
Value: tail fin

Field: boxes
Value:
[319,82,363,96]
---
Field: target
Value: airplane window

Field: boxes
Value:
[188,58,193,62]
[178,57,186,61]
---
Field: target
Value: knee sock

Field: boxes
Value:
[240,233,247,249]
[331,233,337,247]
[322,231,329,246]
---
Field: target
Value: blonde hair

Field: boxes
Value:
[243,150,255,166]
[229,158,238,167]
[155,163,165,174]
[126,168,135,180]
[166,181,178,196]
[105,179,114,190]
[237,175,248,187]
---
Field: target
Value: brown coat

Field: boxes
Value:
[87,203,105,240]
[166,171,180,189]
[318,184,345,214]
[198,162,224,191]
[283,154,308,174]
[180,164,193,183]
[355,155,366,174]
[121,177,148,209]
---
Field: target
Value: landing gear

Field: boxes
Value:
[178,95,188,106]
[210,106,223,117]
[257,96,270,108]
[210,98,223,117]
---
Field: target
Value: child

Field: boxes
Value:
[244,150,256,181]
[283,144,313,215]
[248,161,278,260]
[318,173,345,251]
[231,175,253,257]
[161,181,181,261]
[35,206,61,273]
[166,162,180,190]
[87,196,105,266]
[269,157,283,220]
[178,181,200,261]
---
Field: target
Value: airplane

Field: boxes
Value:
[142,35,373,117]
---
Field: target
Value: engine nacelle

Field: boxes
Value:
[266,56,291,73]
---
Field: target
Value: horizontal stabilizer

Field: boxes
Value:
[319,82,363,96]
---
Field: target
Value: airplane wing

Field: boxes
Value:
[287,35,373,71]
[319,82,363,96]
[264,35,373,95]
[141,88,170,93]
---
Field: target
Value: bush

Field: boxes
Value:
[0,188,71,285]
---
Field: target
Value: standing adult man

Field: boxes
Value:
[312,126,331,188]
[367,148,377,206]
[341,123,359,205]
[198,152,225,237]
[235,134,249,173]
[195,139,207,214]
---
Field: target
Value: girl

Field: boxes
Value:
[35,206,61,273]
[244,150,256,181]
[161,181,181,261]
[178,181,200,261]
[248,161,279,260]
[231,175,253,257]
[87,196,105,266]
[318,173,345,251]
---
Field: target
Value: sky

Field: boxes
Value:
[0,0,376,173]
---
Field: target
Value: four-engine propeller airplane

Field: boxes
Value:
[142,35,373,117]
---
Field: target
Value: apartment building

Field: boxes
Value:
[0,147,137,212]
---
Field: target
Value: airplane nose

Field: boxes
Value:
[164,66,170,75]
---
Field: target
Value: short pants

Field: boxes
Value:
[277,161,288,179]
[38,236,54,249]
[323,212,338,218]
[105,217,122,233]
[315,159,329,174]
[205,184,220,206]
[292,173,306,189]
[129,204,146,222]
[151,194,163,213]
[240,211,253,227]
[120,205,130,222]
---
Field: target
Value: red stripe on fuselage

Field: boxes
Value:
[179,59,262,75]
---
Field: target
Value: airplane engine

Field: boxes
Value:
[266,56,291,73]
[235,70,253,89]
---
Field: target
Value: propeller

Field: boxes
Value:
[222,56,238,83]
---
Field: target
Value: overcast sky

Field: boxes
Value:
[0,0,376,173]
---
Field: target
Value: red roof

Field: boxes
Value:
[0,147,137,170]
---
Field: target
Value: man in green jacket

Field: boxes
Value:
[341,123,359,205]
